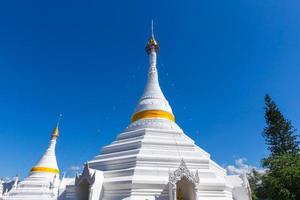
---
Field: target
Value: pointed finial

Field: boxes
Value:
[13,174,19,187]
[146,20,159,54]
[51,114,62,139]
[84,162,89,169]
[151,19,154,37]
[56,113,62,127]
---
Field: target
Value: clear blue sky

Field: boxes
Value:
[0,0,300,178]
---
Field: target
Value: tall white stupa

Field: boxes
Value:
[3,122,61,200]
[63,23,252,200]
[1,24,252,200]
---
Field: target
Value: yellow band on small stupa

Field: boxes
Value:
[31,167,59,174]
[131,110,175,122]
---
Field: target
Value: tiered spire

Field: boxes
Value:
[30,116,61,176]
[131,21,175,123]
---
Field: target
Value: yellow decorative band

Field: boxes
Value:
[131,110,175,122]
[31,167,59,174]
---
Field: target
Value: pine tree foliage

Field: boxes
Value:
[263,94,299,156]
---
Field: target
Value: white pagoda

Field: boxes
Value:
[60,26,252,200]
[1,26,252,200]
[2,123,61,200]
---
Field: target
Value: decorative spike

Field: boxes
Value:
[51,114,62,139]
[13,174,19,188]
[151,19,154,37]
[146,21,159,54]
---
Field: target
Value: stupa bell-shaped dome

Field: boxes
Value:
[29,121,60,177]
[127,23,181,131]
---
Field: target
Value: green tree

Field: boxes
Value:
[259,95,300,200]
[263,95,299,156]
[261,154,300,200]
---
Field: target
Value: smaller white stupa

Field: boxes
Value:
[3,120,61,200]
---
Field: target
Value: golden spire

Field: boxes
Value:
[51,114,62,139]
[145,20,159,54]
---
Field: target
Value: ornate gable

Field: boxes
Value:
[169,160,199,186]
[75,163,95,186]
